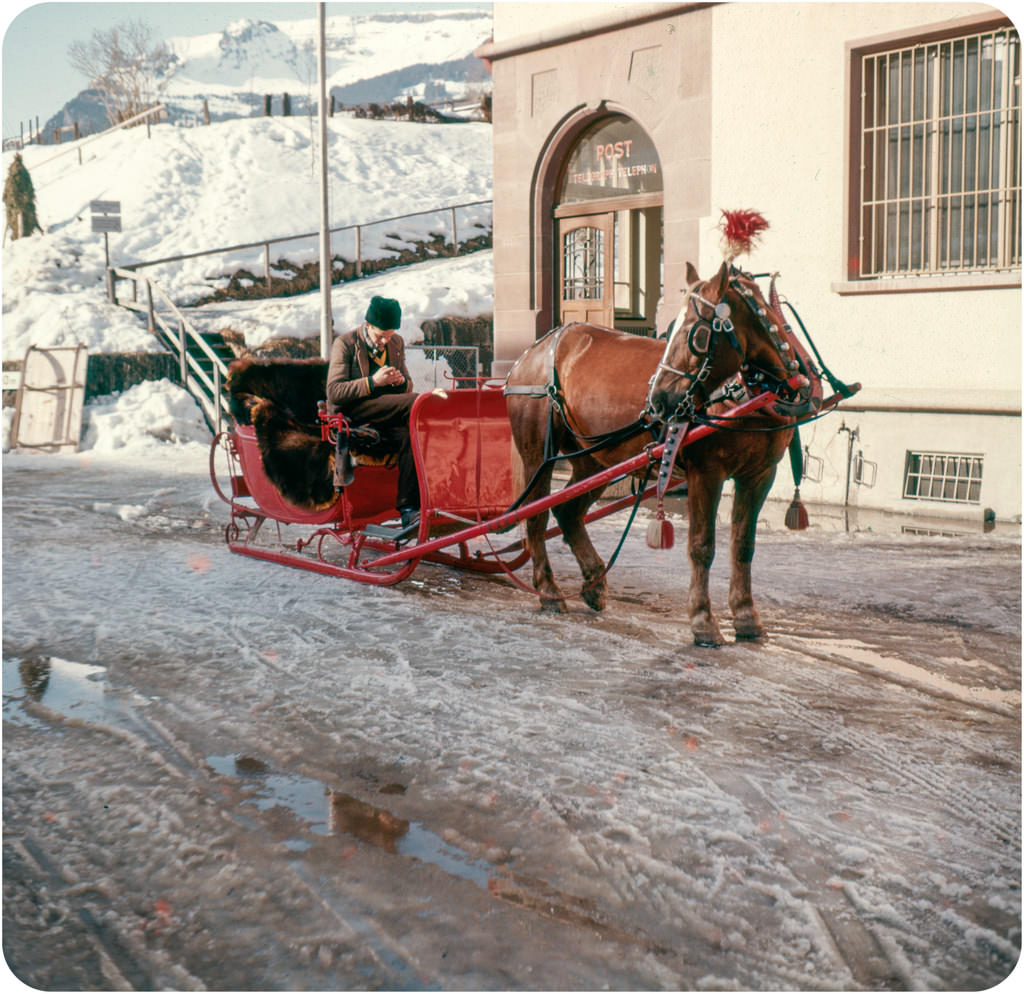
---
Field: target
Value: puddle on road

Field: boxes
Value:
[2,655,141,730]
[206,753,494,887]
[3,657,495,890]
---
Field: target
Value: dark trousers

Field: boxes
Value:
[339,393,420,510]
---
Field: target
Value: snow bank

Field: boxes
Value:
[2,379,210,457]
[80,380,210,453]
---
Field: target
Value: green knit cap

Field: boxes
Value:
[365,296,401,330]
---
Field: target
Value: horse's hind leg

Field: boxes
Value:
[728,468,776,640]
[526,506,569,613]
[516,453,570,613]
[552,456,608,611]
[507,394,571,612]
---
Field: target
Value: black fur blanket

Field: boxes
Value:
[226,356,391,510]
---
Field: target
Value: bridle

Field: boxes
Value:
[644,268,821,427]
[647,287,740,424]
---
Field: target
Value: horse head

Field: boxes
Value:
[646,260,821,424]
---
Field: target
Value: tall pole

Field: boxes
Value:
[317,2,333,358]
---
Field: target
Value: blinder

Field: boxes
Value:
[688,299,740,354]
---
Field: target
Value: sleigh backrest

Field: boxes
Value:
[411,387,516,519]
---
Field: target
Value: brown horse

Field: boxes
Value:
[505,259,818,646]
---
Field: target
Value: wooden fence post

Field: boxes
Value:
[146,280,155,333]
[450,207,458,255]
[264,243,272,289]
[355,225,362,278]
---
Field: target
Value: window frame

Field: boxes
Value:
[843,14,1021,293]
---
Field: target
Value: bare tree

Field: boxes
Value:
[68,20,175,126]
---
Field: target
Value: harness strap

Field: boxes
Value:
[502,324,657,514]
[788,427,803,487]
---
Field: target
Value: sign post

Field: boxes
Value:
[91,200,121,302]
[91,200,121,258]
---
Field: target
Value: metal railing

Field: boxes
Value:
[4,104,166,163]
[111,265,486,434]
[111,266,231,433]
[115,199,492,288]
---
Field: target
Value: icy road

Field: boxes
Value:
[3,448,1020,991]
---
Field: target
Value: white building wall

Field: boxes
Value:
[705,2,1021,521]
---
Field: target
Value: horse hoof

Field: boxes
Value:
[733,615,766,641]
[692,627,724,648]
[539,596,568,614]
[735,628,766,642]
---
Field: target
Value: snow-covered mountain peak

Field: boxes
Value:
[43,10,491,132]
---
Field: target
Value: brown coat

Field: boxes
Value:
[325,327,413,413]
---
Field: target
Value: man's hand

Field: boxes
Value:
[372,365,404,388]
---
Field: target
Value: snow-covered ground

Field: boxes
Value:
[2,444,1020,990]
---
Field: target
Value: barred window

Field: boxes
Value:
[854,24,1021,278]
[903,451,983,503]
[562,226,605,300]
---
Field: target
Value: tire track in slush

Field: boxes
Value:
[607,597,1020,857]
[534,601,1020,987]
[745,643,1021,855]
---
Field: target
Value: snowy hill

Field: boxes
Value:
[3,10,494,454]
[3,112,493,357]
[2,105,494,451]
[46,11,492,132]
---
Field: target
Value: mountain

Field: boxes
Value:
[45,10,492,134]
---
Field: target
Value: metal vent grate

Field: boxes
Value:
[903,450,984,503]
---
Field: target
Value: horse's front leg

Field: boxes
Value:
[686,470,726,646]
[728,468,777,640]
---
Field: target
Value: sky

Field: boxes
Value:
[1,1,491,140]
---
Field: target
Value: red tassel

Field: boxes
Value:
[785,487,809,530]
[647,512,675,549]
[719,209,770,260]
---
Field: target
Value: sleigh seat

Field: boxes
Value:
[224,355,403,512]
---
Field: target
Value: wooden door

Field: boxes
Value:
[557,213,615,328]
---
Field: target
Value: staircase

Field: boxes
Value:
[110,269,234,433]
[190,331,238,392]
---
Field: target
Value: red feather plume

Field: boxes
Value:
[718,209,769,261]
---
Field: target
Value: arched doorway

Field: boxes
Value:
[555,114,663,335]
